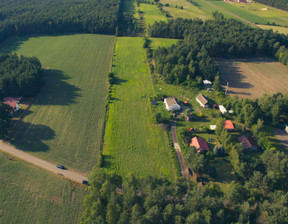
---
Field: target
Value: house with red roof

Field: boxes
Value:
[190,136,210,153]
[225,120,235,131]
[3,101,20,115]
[238,135,258,151]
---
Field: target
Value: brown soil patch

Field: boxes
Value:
[216,58,288,99]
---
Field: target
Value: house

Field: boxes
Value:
[3,97,22,103]
[164,97,181,111]
[225,120,235,131]
[238,135,258,151]
[196,94,208,108]
[219,105,227,114]
[190,136,210,153]
[3,101,20,114]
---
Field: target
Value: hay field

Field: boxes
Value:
[140,3,167,26]
[103,37,178,178]
[257,25,288,35]
[0,34,115,172]
[216,58,288,99]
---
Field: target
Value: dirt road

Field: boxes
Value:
[0,140,88,184]
[273,129,288,150]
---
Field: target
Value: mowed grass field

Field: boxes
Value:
[0,34,115,173]
[257,25,288,35]
[0,152,86,223]
[103,37,178,178]
[150,37,179,49]
[216,58,288,99]
[139,3,167,26]
[160,0,212,20]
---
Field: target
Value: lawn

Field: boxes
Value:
[139,3,167,27]
[160,0,211,20]
[0,34,115,173]
[0,151,87,223]
[150,37,179,50]
[103,37,179,178]
[257,25,288,34]
[216,58,288,99]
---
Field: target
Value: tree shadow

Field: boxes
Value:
[9,121,55,152]
[113,76,127,86]
[33,69,82,106]
[102,155,114,168]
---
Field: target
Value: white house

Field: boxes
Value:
[196,94,208,108]
[164,97,181,111]
[219,105,227,114]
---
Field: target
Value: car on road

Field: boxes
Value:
[82,180,89,185]
[56,164,65,169]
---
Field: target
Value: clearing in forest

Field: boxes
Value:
[216,58,288,99]
[103,37,178,178]
[139,3,167,27]
[150,37,179,49]
[0,34,115,172]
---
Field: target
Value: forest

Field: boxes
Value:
[0,0,120,43]
[256,0,288,11]
[81,168,288,224]
[0,54,43,97]
[150,15,288,85]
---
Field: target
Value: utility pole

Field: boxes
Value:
[225,82,229,95]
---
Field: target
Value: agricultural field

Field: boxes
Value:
[160,0,212,20]
[0,34,115,173]
[150,37,179,49]
[257,24,288,34]
[216,58,288,99]
[139,3,167,27]
[102,37,179,178]
[0,151,86,223]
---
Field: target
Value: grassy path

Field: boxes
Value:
[103,37,178,178]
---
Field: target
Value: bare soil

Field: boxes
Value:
[216,58,288,99]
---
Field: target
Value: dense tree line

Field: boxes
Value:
[150,16,288,84]
[0,0,120,43]
[257,0,288,11]
[81,168,288,224]
[0,54,43,97]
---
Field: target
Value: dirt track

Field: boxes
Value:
[0,140,88,184]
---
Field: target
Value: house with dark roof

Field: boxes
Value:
[190,136,210,153]
[225,120,234,131]
[238,135,258,151]
[196,94,208,108]
[164,97,181,111]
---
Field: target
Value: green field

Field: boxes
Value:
[0,34,115,173]
[150,37,179,49]
[103,37,178,178]
[139,3,167,26]
[160,0,211,20]
[0,152,86,223]
[257,25,288,34]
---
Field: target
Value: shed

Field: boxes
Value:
[203,80,212,86]
[238,135,258,151]
[219,105,227,114]
[190,136,210,153]
[210,125,216,130]
[164,97,181,111]
[225,120,234,131]
[196,94,208,108]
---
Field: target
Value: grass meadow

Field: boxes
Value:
[257,25,288,35]
[103,37,179,178]
[0,34,115,173]
[139,3,167,27]
[150,37,179,49]
[0,151,87,223]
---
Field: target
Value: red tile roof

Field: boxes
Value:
[3,101,17,109]
[225,120,234,130]
[190,137,209,151]
[238,135,252,149]
[3,97,21,102]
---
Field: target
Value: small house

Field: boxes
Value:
[238,135,258,151]
[196,94,208,108]
[225,120,234,131]
[190,136,210,153]
[3,101,20,115]
[164,97,181,111]
[219,105,227,114]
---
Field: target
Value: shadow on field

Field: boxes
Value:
[113,76,127,86]
[0,36,30,53]
[33,69,82,106]
[9,121,55,152]
[102,155,114,168]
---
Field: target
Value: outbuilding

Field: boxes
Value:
[285,126,288,134]
[190,136,210,153]
[238,135,258,151]
[196,94,208,108]
[219,105,227,114]
[164,97,181,111]
[225,120,235,131]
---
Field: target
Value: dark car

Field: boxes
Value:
[56,164,65,169]
[82,180,89,185]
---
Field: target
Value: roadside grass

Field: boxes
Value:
[160,0,211,20]
[0,34,115,173]
[139,3,167,27]
[103,37,179,179]
[150,37,179,49]
[257,25,288,34]
[0,151,87,224]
